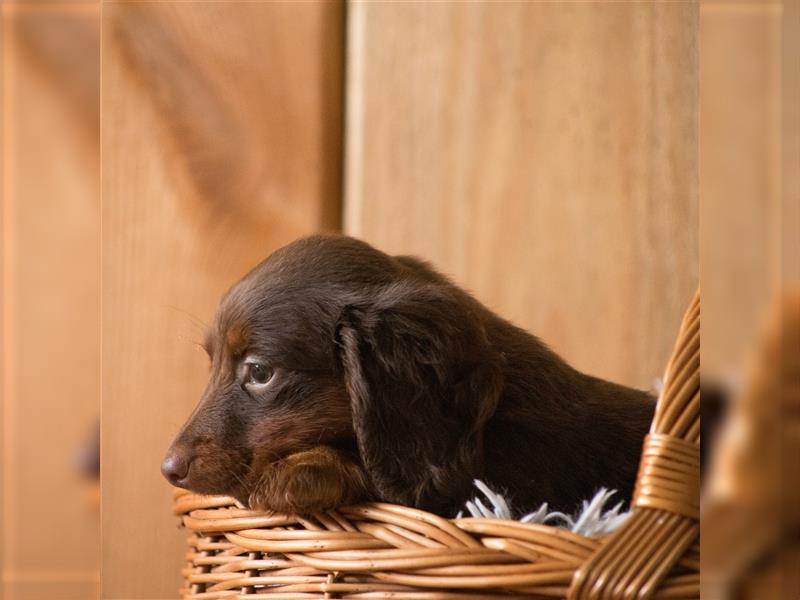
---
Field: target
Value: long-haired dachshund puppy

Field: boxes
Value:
[162,235,655,516]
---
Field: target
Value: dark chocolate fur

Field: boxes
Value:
[163,234,655,516]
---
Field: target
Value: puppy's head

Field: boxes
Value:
[162,234,503,511]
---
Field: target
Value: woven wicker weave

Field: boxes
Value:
[174,291,700,599]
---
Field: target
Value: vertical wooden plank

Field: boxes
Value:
[1,10,7,597]
[699,3,796,596]
[345,1,698,389]
[783,0,799,286]
[100,3,343,598]
[1,5,101,599]
[699,1,782,379]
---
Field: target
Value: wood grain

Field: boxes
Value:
[785,1,800,287]
[346,1,698,389]
[699,2,783,378]
[1,6,101,599]
[100,3,342,598]
[699,4,795,594]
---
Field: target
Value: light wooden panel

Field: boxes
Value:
[699,7,799,594]
[1,5,100,600]
[699,2,783,379]
[101,3,342,598]
[785,1,800,287]
[346,1,698,389]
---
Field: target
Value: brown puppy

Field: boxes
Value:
[162,234,655,516]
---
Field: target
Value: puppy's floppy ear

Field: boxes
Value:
[335,282,504,514]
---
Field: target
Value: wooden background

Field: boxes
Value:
[699,2,796,592]
[3,1,797,598]
[0,2,719,599]
[345,1,698,389]
[700,0,793,380]
[1,5,101,599]
[100,3,343,598]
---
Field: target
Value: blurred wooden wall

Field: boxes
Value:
[345,1,699,390]
[1,5,101,599]
[96,2,701,598]
[100,3,343,599]
[700,0,792,381]
[700,2,796,593]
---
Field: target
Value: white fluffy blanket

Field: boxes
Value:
[460,480,630,536]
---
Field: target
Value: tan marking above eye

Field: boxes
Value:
[225,322,251,357]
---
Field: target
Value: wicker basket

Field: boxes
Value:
[174,292,700,599]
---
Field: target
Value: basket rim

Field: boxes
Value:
[173,291,700,599]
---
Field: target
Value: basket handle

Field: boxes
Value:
[568,290,700,600]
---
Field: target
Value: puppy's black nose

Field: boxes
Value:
[161,451,190,486]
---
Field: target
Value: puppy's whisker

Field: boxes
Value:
[232,470,249,491]
[175,334,205,348]
[236,461,259,490]
[165,305,209,332]
[186,340,209,354]
[166,304,207,324]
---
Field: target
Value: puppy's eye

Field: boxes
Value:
[244,362,273,386]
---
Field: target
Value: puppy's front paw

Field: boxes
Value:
[249,447,368,514]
